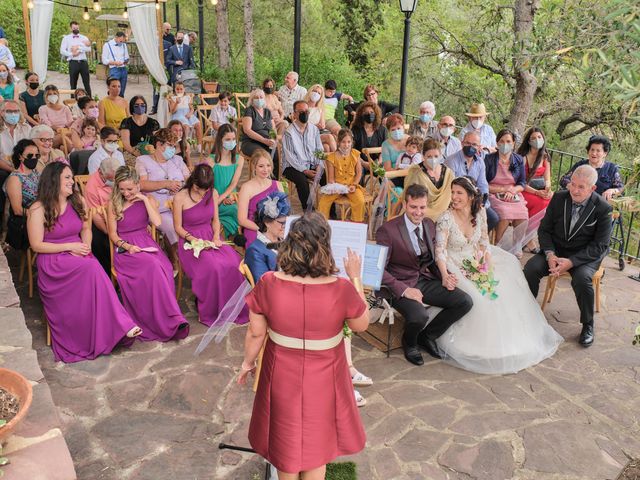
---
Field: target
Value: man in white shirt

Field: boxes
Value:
[60,21,92,96]
[277,71,307,120]
[101,32,130,97]
[87,127,125,174]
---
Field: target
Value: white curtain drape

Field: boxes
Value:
[127,2,169,127]
[30,0,54,81]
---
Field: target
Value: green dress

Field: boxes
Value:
[213,161,239,237]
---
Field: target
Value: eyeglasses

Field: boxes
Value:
[276,220,286,226]
[4,110,20,114]
[37,138,54,144]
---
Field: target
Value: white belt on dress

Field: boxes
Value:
[268,330,343,351]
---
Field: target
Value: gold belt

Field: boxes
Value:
[268,330,343,351]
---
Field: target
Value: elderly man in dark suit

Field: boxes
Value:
[376,183,473,365]
[524,164,613,347]
[165,31,195,84]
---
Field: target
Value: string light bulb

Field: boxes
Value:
[27,0,34,8]
[122,7,128,18]
[93,0,101,11]
[210,0,218,5]
[83,7,90,20]
[155,0,160,10]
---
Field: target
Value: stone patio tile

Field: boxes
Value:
[449,410,548,437]
[14,382,62,438]
[478,376,544,409]
[406,402,459,431]
[394,429,450,463]
[104,375,158,408]
[366,412,416,446]
[370,447,403,478]
[2,433,76,480]
[434,380,499,407]
[378,383,442,408]
[0,347,44,382]
[127,440,220,480]
[438,439,515,480]
[0,307,32,348]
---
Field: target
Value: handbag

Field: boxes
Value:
[6,211,29,251]
[528,177,546,190]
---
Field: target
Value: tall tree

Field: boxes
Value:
[216,0,231,69]
[243,0,255,86]
[336,0,384,70]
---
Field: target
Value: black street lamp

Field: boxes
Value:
[398,0,418,115]
[293,0,301,72]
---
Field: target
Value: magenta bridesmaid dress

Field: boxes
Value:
[244,180,280,247]
[36,205,137,363]
[177,189,248,326]
[114,201,189,342]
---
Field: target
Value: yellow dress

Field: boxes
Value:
[405,164,454,221]
[102,97,127,130]
[318,149,366,222]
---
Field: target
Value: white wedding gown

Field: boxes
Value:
[434,209,563,374]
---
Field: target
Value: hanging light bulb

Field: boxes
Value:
[27,0,34,8]
[93,0,101,11]
[122,7,128,19]
[210,0,218,5]
[83,7,90,20]
[155,0,160,10]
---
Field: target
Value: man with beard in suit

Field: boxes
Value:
[524,164,613,347]
[376,183,473,365]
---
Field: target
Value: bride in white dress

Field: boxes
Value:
[434,176,563,374]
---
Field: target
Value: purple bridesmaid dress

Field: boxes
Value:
[244,180,280,247]
[36,205,137,363]
[177,189,248,326]
[114,201,189,342]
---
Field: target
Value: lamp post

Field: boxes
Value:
[398,0,418,115]
[198,0,205,72]
[293,0,301,72]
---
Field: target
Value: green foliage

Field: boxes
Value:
[334,0,387,70]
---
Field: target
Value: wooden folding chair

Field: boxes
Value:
[238,261,264,391]
[542,265,605,312]
[74,174,90,197]
[18,247,38,299]
[165,199,184,300]
[196,104,216,155]
[199,92,220,106]
[384,169,409,221]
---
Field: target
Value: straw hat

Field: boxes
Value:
[465,103,490,117]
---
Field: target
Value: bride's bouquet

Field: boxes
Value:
[461,251,499,300]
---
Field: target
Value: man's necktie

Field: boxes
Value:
[414,226,428,256]
[570,203,583,231]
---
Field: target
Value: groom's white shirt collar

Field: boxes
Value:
[403,214,423,256]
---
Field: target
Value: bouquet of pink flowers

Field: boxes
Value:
[461,251,499,300]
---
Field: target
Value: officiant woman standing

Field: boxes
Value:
[238,213,369,480]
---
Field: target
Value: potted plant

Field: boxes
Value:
[201,65,221,94]
[0,368,33,444]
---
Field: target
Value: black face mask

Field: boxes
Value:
[263,87,273,94]
[72,29,80,35]
[462,145,477,158]
[298,111,309,124]
[23,154,40,170]
[364,112,376,124]
[176,39,183,45]
[28,82,39,90]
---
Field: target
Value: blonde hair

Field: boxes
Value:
[305,84,325,109]
[248,88,265,107]
[251,148,273,176]
[110,166,140,221]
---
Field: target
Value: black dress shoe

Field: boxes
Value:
[579,324,594,347]
[418,336,443,359]
[402,339,424,366]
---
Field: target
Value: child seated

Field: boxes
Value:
[318,128,366,222]
[396,135,423,169]
[168,81,203,149]
[77,118,99,151]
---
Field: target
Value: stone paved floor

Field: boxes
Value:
[6,249,640,480]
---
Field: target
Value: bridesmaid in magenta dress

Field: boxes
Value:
[174,164,248,326]
[27,162,141,363]
[238,149,283,247]
[107,166,189,342]
[238,213,369,479]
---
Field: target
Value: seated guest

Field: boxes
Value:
[69,96,99,149]
[88,127,125,174]
[445,131,499,231]
[38,85,74,150]
[208,91,237,138]
[381,113,409,174]
[434,115,462,160]
[29,125,67,170]
[408,101,438,139]
[173,164,248,326]
[396,136,423,170]
[460,103,497,153]
[318,128,365,222]
[0,40,16,72]
[168,120,191,168]
[0,101,31,210]
[485,129,527,245]
[559,135,623,201]
[0,62,18,101]
[238,149,283,247]
[406,138,454,221]
[107,166,189,342]
[240,88,278,170]
[361,84,398,126]
[376,183,472,365]
[281,100,324,209]
[351,101,387,167]
[323,79,354,136]
[518,127,553,252]
[206,124,244,239]
[69,88,89,119]
[262,78,287,136]
[98,77,129,130]
[27,162,141,363]
[120,95,160,165]
[3,139,40,250]
[136,128,190,268]
[75,118,99,151]
[84,156,120,273]
[524,165,613,347]
[276,71,307,120]
[168,81,203,149]
[245,191,290,282]
[305,84,337,152]
[19,72,46,127]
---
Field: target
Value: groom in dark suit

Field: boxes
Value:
[165,31,195,84]
[524,164,613,347]
[376,184,473,365]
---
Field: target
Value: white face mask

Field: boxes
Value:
[310,92,321,103]
[47,95,59,104]
[104,142,119,153]
[176,92,184,98]
[425,156,443,170]
[471,118,484,129]
[529,138,544,149]
[439,126,455,138]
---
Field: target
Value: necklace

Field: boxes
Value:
[157,159,171,180]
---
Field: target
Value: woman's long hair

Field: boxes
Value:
[167,120,188,157]
[212,123,237,163]
[110,166,139,221]
[517,127,549,181]
[37,162,86,230]
[352,101,382,129]
[452,176,483,227]
[184,164,214,205]
[278,212,338,278]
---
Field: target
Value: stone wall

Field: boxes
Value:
[0,250,76,480]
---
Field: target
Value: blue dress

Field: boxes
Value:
[245,235,277,283]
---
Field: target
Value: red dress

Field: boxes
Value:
[522,161,551,217]
[245,272,367,473]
